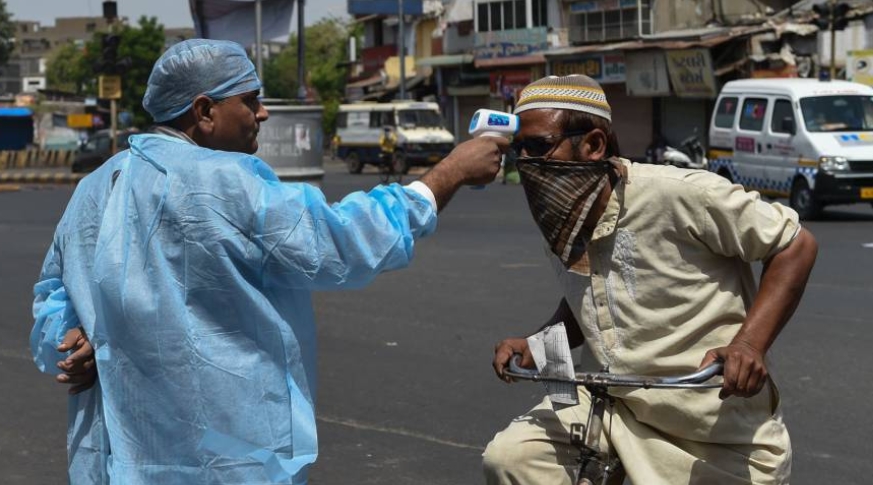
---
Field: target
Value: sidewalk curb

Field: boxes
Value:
[0,172,84,185]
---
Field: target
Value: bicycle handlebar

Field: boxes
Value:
[506,355,724,389]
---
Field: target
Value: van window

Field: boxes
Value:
[347,112,369,128]
[800,95,873,132]
[397,110,443,128]
[714,96,738,128]
[370,111,394,128]
[739,98,768,132]
[770,99,795,134]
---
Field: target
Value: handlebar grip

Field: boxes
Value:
[507,354,539,378]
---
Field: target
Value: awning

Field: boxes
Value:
[416,54,474,68]
[545,25,773,57]
[474,54,547,68]
[0,107,33,117]
[361,75,428,101]
[346,73,385,89]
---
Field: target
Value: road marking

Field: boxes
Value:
[317,415,482,451]
[863,243,873,248]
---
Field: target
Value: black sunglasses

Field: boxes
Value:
[510,130,589,158]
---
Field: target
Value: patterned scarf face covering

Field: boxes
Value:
[517,157,619,267]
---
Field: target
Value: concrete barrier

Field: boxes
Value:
[0,148,76,169]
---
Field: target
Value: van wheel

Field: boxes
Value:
[789,178,822,220]
[717,169,733,183]
[346,152,363,174]
[392,152,409,175]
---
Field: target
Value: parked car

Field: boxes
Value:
[71,128,139,173]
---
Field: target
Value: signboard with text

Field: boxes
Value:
[665,49,717,98]
[67,113,94,129]
[98,75,122,100]
[625,50,670,96]
[848,50,873,87]
[552,53,626,84]
[474,28,548,60]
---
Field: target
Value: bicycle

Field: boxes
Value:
[377,150,404,185]
[505,355,724,485]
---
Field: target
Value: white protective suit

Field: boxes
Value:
[31,132,437,484]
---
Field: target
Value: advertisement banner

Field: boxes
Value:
[189,0,294,46]
[474,28,548,60]
[552,53,625,84]
[490,70,532,100]
[665,49,717,98]
[625,50,670,96]
[847,50,873,87]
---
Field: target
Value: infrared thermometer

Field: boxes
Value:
[468,109,519,138]
[468,109,519,189]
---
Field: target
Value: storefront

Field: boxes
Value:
[548,51,653,161]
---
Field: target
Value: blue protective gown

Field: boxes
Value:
[31,133,437,484]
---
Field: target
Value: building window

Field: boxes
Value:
[476,0,528,32]
[86,22,96,32]
[569,0,652,43]
[532,0,547,27]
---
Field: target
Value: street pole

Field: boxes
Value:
[398,0,406,100]
[297,0,307,101]
[830,0,837,81]
[109,21,117,155]
[255,0,263,84]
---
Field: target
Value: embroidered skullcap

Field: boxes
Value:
[143,39,262,123]
[513,74,611,122]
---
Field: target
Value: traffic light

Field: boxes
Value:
[813,2,852,31]
[93,33,130,75]
[101,34,120,68]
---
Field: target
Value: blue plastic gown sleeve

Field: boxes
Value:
[255,178,438,291]
[31,239,80,375]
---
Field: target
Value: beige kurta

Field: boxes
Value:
[484,160,798,485]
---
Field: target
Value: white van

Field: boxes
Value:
[334,101,455,174]
[708,79,873,219]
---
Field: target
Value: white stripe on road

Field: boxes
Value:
[863,243,873,248]
[317,415,483,451]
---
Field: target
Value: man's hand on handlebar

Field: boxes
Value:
[698,341,767,400]
[493,338,535,383]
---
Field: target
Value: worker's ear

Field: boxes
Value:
[578,128,606,162]
[191,95,215,135]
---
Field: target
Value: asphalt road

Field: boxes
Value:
[1,163,872,484]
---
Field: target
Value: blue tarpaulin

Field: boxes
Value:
[0,107,34,150]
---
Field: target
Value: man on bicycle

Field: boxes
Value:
[484,74,817,484]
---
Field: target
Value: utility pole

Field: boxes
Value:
[103,1,118,155]
[398,0,406,100]
[830,0,837,81]
[255,0,263,83]
[297,0,307,101]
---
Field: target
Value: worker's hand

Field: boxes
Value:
[698,341,767,400]
[444,136,509,186]
[492,338,534,383]
[56,327,97,395]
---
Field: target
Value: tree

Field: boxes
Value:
[45,43,91,94]
[0,0,14,66]
[263,17,355,138]
[116,16,165,127]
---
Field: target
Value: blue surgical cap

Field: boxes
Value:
[143,39,262,123]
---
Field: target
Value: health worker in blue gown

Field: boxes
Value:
[30,39,506,485]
